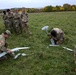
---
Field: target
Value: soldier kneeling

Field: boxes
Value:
[0,30,14,60]
[48,28,64,45]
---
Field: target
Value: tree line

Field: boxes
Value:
[0,3,76,13]
[26,3,76,12]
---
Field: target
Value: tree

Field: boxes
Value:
[44,6,52,12]
[52,7,57,11]
[71,5,76,11]
[63,4,71,11]
[60,6,64,11]
[56,6,60,11]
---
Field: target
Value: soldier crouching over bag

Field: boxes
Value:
[48,28,64,45]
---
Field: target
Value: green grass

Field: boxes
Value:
[0,11,76,75]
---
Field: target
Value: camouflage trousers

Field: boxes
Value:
[22,22,31,34]
[6,19,14,33]
[13,20,22,33]
[4,20,9,29]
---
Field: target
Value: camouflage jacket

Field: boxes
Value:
[6,12,14,20]
[0,33,9,52]
[51,28,64,41]
[13,12,21,20]
[3,14,8,21]
[21,12,28,22]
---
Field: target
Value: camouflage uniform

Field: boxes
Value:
[51,28,64,44]
[21,12,28,23]
[21,10,32,34]
[13,11,22,33]
[6,11,14,33]
[74,46,76,64]
[0,30,15,60]
[0,33,9,53]
[3,13,9,29]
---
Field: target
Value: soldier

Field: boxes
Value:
[74,46,76,64]
[13,9,22,33]
[48,28,64,45]
[21,7,32,34]
[74,46,76,71]
[6,9,14,33]
[0,30,14,60]
[2,10,8,29]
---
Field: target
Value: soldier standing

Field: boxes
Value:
[21,7,32,34]
[2,10,8,29]
[13,9,22,33]
[6,9,14,33]
[74,46,76,64]
[74,46,76,71]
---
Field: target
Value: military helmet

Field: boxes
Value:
[5,30,11,35]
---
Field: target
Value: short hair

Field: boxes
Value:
[4,32,8,35]
[4,30,11,36]
[51,30,57,37]
[3,10,6,15]
[7,9,10,12]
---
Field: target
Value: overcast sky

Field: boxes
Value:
[0,0,76,9]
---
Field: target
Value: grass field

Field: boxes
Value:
[0,11,76,75]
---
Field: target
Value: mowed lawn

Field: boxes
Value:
[0,11,76,75]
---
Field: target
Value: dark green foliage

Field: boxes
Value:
[44,6,53,12]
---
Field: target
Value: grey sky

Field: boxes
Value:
[0,0,76,9]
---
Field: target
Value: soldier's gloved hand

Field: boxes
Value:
[7,50,13,54]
